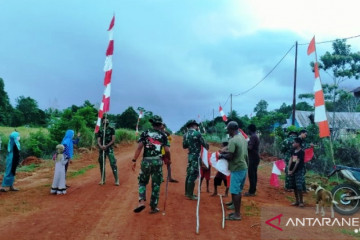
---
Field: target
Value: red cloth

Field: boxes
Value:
[200,167,211,181]
[275,159,286,171]
[270,173,280,187]
[304,147,314,163]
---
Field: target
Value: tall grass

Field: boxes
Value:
[115,129,136,144]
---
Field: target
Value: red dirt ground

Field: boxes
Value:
[0,136,356,240]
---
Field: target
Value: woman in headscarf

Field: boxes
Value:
[50,144,68,195]
[0,131,21,192]
[61,130,80,176]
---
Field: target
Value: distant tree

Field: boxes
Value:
[117,107,138,129]
[13,96,47,126]
[254,100,268,118]
[0,78,13,125]
[296,101,314,111]
[276,103,292,115]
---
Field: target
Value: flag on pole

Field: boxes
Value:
[95,16,115,133]
[201,146,231,176]
[269,159,286,187]
[307,36,330,138]
[135,110,143,136]
[219,106,227,122]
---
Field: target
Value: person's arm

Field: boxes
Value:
[132,142,144,171]
[248,135,255,150]
[290,159,300,175]
[183,133,188,149]
[288,159,294,175]
[105,135,116,149]
[164,146,171,164]
[198,132,209,150]
[220,140,235,161]
[97,137,105,150]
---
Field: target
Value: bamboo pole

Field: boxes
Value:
[196,156,201,234]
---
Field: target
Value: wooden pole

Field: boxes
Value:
[101,114,108,184]
[196,156,201,234]
[219,195,225,229]
[292,41,298,126]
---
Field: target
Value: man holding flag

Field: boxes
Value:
[96,118,118,186]
[183,120,209,200]
[132,115,170,214]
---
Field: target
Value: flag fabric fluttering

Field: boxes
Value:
[201,146,230,176]
[219,106,228,122]
[307,36,330,138]
[95,16,115,133]
[269,159,286,187]
[135,110,143,136]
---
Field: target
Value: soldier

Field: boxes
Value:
[282,131,298,191]
[298,129,314,192]
[132,115,170,214]
[183,120,209,200]
[97,118,119,186]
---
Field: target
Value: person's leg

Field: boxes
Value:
[167,163,172,179]
[205,169,210,193]
[232,193,242,218]
[108,148,119,185]
[206,179,210,193]
[227,171,245,219]
[247,160,255,193]
[291,187,299,206]
[135,159,150,212]
[98,151,106,185]
[150,159,163,212]
[252,158,260,194]
[186,155,199,200]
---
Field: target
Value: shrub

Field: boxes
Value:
[115,129,136,143]
[22,130,56,158]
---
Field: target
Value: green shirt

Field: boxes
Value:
[138,129,168,158]
[183,129,209,155]
[228,134,248,171]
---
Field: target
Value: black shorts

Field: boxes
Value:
[214,172,228,186]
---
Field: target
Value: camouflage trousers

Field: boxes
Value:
[98,148,118,181]
[138,157,163,209]
[186,154,200,185]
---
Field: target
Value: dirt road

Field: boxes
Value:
[0,136,355,240]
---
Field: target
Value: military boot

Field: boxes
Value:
[186,182,197,200]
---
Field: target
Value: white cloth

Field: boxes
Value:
[50,155,68,195]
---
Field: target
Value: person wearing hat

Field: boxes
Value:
[281,130,298,191]
[132,115,170,214]
[183,120,209,200]
[96,117,118,186]
[219,121,248,221]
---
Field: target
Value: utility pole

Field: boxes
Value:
[292,41,298,126]
[230,94,232,113]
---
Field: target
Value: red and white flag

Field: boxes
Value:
[219,106,227,122]
[95,16,115,133]
[239,129,249,142]
[307,36,330,138]
[135,110,143,136]
[200,146,230,176]
[269,159,286,187]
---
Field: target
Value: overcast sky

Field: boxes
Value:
[1,0,359,131]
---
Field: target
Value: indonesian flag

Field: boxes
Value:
[219,106,228,122]
[135,110,143,136]
[201,146,231,176]
[270,159,285,187]
[304,147,314,163]
[239,129,249,142]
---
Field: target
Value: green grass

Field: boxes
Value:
[0,126,48,139]
[69,164,96,178]
[115,129,137,143]
[203,134,223,143]
[340,229,358,238]
[17,163,40,172]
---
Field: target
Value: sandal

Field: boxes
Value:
[225,213,241,221]
[169,179,178,183]
[133,205,146,213]
[150,208,160,214]
[0,188,7,192]
[9,187,19,191]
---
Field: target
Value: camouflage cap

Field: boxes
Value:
[186,120,199,128]
[149,115,163,125]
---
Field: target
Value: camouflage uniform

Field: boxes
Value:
[97,126,118,183]
[281,136,296,189]
[183,128,209,197]
[138,129,168,210]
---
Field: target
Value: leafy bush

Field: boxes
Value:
[115,129,136,143]
[21,130,57,158]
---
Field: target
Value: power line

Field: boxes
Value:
[222,94,231,107]
[298,34,360,46]
[233,44,295,97]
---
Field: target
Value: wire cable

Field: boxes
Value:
[233,44,295,97]
[298,34,360,46]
